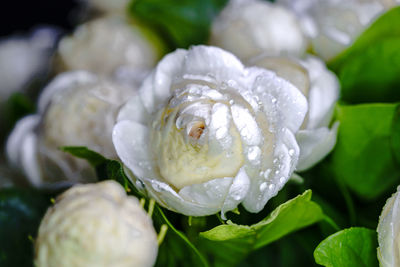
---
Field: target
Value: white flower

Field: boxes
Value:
[35,180,158,267]
[0,27,58,102]
[6,71,134,187]
[277,0,397,60]
[57,16,161,76]
[210,0,308,61]
[81,0,130,14]
[250,55,339,171]
[377,185,400,267]
[112,45,308,216]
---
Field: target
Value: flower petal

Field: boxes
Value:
[252,69,308,133]
[112,120,155,179]
[302,56,339,129]
[296,122,339,171]
[38,71,97,114]
[243,128,299,212]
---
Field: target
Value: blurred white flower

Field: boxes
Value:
[210,0,308,61]
[277,0,398,60]
[81,0,130,14]
[113,45,308,216]
[0,27,58,102]
[35,180,158,267]
[377,185,400,267]
[250,55,339,171]
[6,71,134,187]
[57,16,161,76]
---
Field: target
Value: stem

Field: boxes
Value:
[140,198,146,208]
[148,198,155,217]
[157,224,168,245]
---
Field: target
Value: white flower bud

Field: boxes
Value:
[35,180,158,267]
[277,0,397,60]
[7,71,134,187]
[250,55,339,171]
[113,45,308,216]
[377,185,400,267]
[0,27,58,102]
[57,16,160,76]
[210,0,308,61]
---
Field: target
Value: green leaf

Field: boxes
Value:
[200,190,324,265]
[391,104,400,166]
[0,188,52,267]
[60,146,106,167]
[329,7,400,103]
[330,104,400,199]
[128,0,228,49]
[154,207,209,267]
[314,227,378,267]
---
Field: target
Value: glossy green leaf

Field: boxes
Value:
[60,146,106,167]
[391,104,400,166]
[331,104,400,199]
[200,190,324,265]
[128,0,228,49]
[314,227,378,267]
[329,7,400,103]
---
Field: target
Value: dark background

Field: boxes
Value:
[0,0,79,37]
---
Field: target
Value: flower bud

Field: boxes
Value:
[113,45,308,216]
[210,0,308,61]
[377,185,400,267]
[35,180,158,267]
[7,71,134,187]
[57,16,162,76]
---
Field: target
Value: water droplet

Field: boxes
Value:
[268,184,275,190]
[248,146,261,162]
[271,97,277,104]
[229,99,234,105]
[273,158,278,164]
[288,149,295,156]
[275,170,280,175]
[260,182,267,191]
[279,177,286,183]
[264,169,271,179]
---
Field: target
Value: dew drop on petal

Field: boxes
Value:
[268,184,275,190]
[288,149,295,156]
[264,169,271,179]
[260,182,267,191]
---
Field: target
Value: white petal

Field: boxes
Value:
[183,45,245,81]
[6,115,40,166]
[38,71,97,114]
[377,185,400,267]
[20,132,42,186]
[221,167,251,214]
[179,178,232,208]
[243,128,299,212]
[117,94,150,124]
[253,69,308,133]
[296,122,339,172]
[144,179,223,216]
[301,56,339,129]
[140,49,187,113]
[112,121,155,179]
